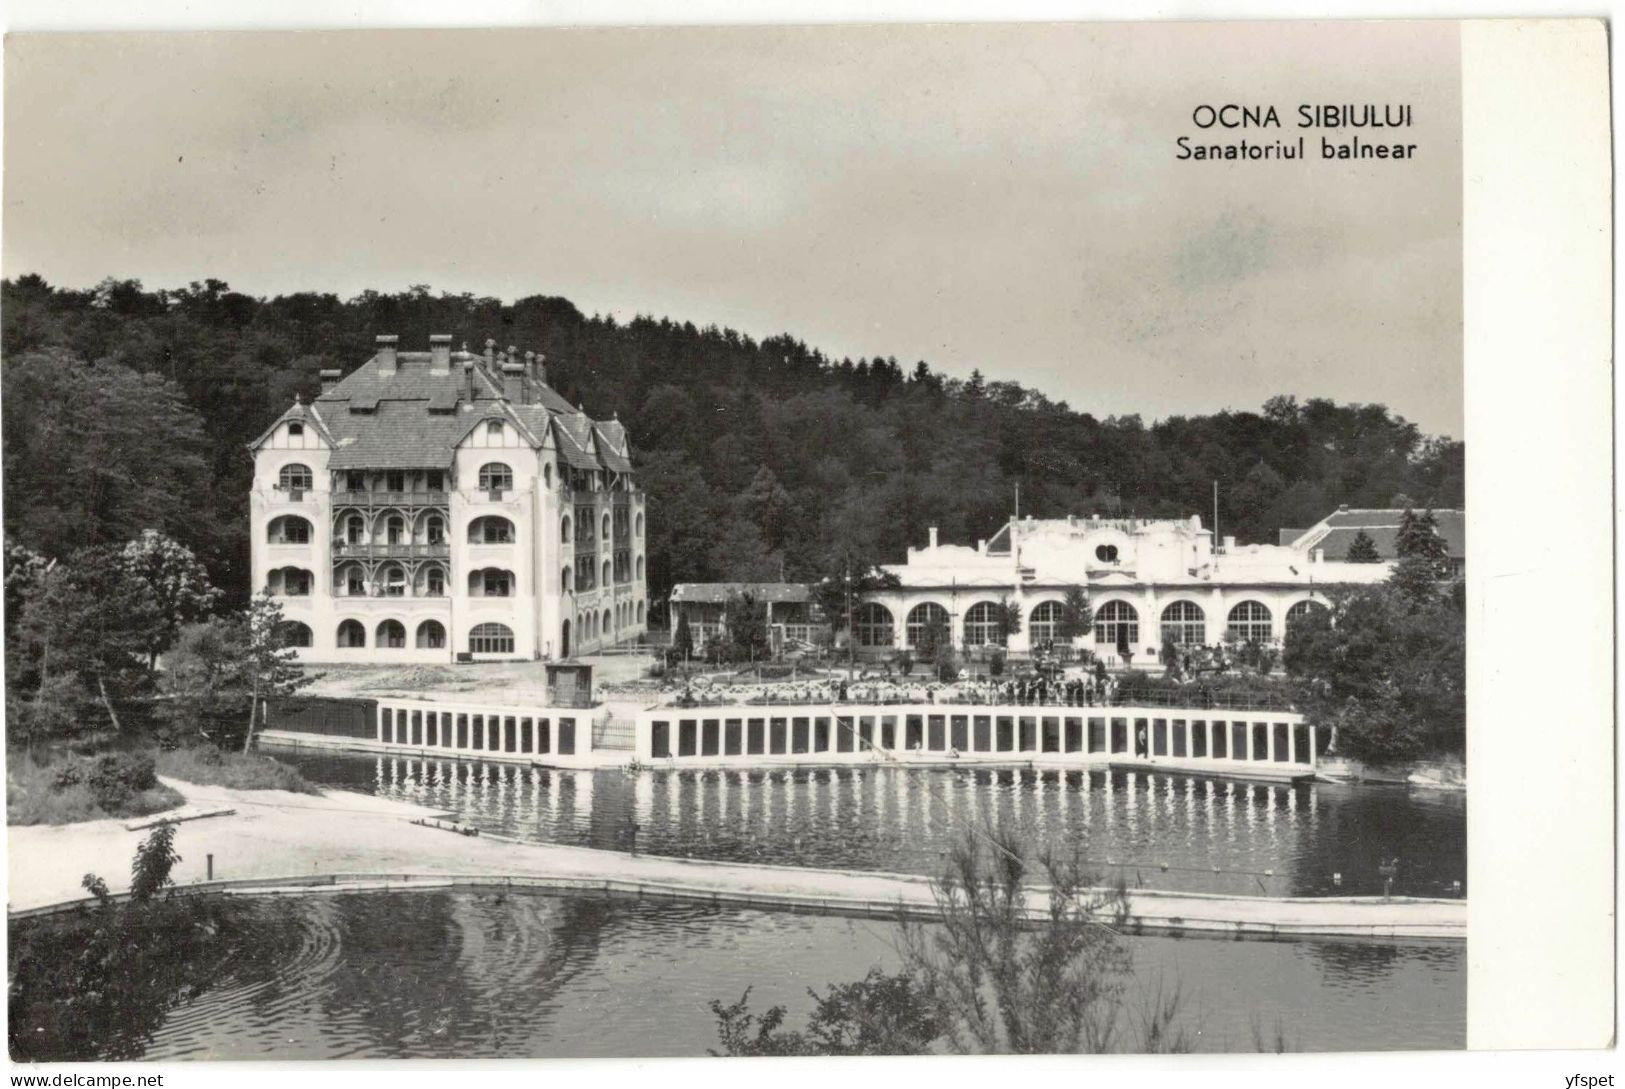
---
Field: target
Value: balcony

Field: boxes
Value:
[332,542,450,560]
[332,490,449,508]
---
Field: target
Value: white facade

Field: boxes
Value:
[854,514,1391,662]
[249,335,648,662]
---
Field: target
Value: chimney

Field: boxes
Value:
[463,359,475,404]
[501,362,525,402]
[977,538,986,554]
[1311,547,1325,564]
[484,338,496,369]
[319,368,342,394]
[376,334,399,375]
[1338,503,1349,512]
[534,351,548,389]
[928,526,938,549]
[429,334,451,375]
[523,351,536,402]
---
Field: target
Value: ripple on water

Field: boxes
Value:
[134,889,1463,1060]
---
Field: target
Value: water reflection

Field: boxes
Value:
[131,889,1463,1059]
[281,751,1466,898]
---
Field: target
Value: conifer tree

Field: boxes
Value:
[1345,529,1382,563]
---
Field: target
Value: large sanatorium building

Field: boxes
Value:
[853,514,1394,662]
[248,334,648,662]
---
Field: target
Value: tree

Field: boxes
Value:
[994,598,1022,643]
[1345,529,1382,563]
[119,530,223,668]
[160,617,250,742]
[671,612,695,664]
[1283,584,1465,762]
[2,351,210,557]
[711,822,1197,1055]
[239,592,315,752]
[809,557,902,640]
[1390,509,1450,608]
[1056,585,1093,643]
[724,591,771,662]
[10,548,160,736]
[710,970,940,1056]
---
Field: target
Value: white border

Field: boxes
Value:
[0,3,1618,1079]
[1463,17,1614,1051]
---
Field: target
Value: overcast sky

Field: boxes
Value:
[4,22,1462,436]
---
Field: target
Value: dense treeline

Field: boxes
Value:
[2,276,1463,612]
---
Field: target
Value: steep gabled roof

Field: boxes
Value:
[260,343,631,473]
[247,398,334,450]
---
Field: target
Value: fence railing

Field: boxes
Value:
[331,542,451,560]
[653,690,1301,713]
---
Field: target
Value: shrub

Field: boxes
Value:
[989,649,1007,677]
[87,752,157,811]
[51,762,85,790]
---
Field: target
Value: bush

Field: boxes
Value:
[51,762,85,790]
[87,752,157,811]
[989,649,1007,678]
[8,752,182,826]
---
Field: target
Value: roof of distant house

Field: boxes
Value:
[1289,507,1465,560]
[671,582,813,605]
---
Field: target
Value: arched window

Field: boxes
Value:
[561,515,572,543]
[561,566,573,593]
[345,514,365,544]
[544,463,553,487]
[1160,601,1206,646]
[603,609,613,636]
[468,516,516,544]
[380,564,406,597]
[469,569,513,597]
[1094,543,1119,564]
[377,619,406,648]
[486,419,503,438]
[276,621,313,648]
[478,463,513,492]
[635,513,644,537]
[906,602,950,648]
[420,564,446,597]
[267,515,312,544]
[1094,601,1139,648]
[278,464,312,491]
[1286,600,1327,628]
[384,515,404,545]
[1029,600,1064,645]
[416,620,446,649]
[636,601,645,623]
[602,559,612,587]
[336,619,366,648]
[336,563,367,597]
[854,602,894,647]
[425,514,445,545]
[635,555,645,580]
[1227,600,1273,643]
[602,513,612,539]
[269,567,313,597]
[470,622,515,655]
[963,601,1005,647]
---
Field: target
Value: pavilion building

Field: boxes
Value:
[853,514,1391,663]
[248,334,647,662]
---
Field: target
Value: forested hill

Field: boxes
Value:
[1,276,1463,609]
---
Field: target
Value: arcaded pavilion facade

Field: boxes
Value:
[248,334,647,662]
[853,515,1391,663]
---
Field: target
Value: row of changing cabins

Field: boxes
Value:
[263,695,1325,783]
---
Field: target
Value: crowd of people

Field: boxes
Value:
[660,670,1125,709]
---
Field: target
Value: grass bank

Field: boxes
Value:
[7,746,319,826]
[155,747,320,796]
